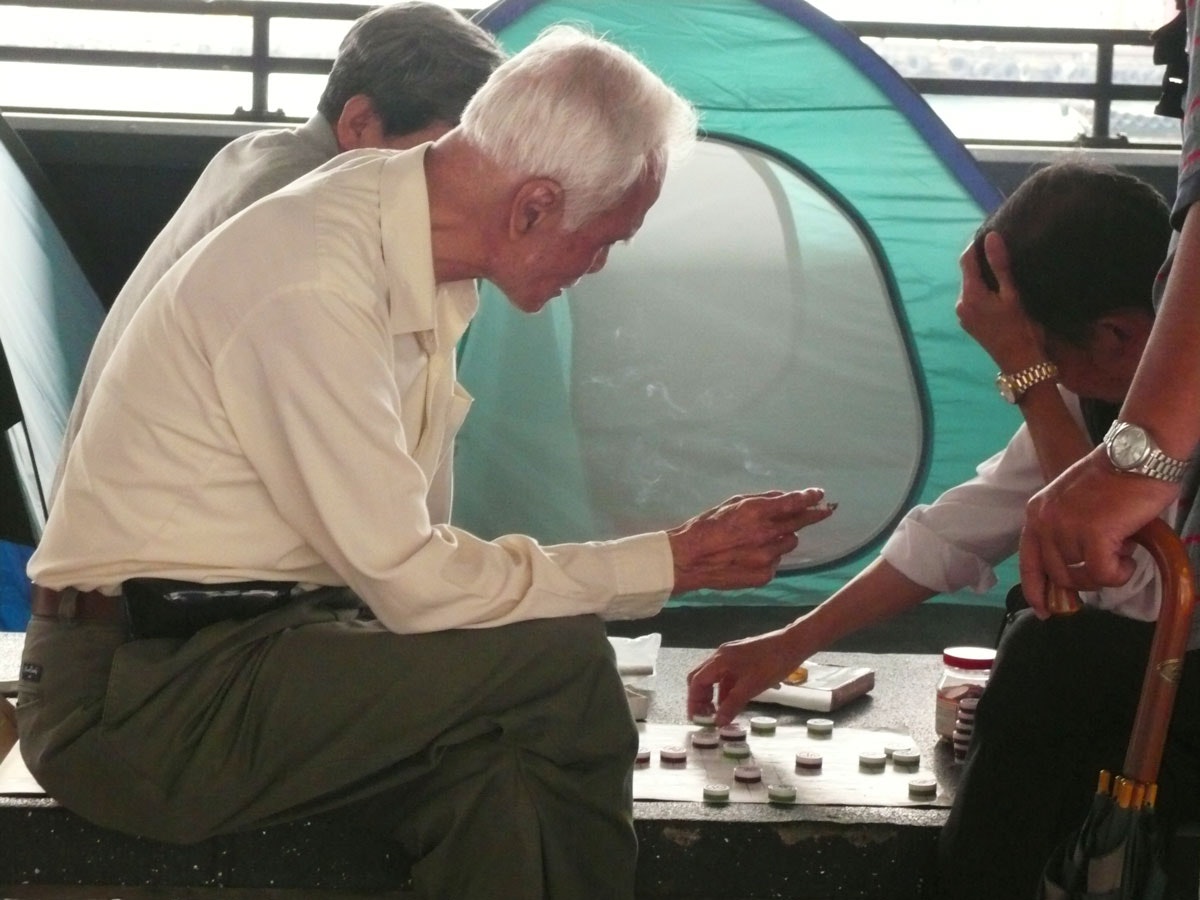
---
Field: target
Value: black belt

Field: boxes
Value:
[33,579,362,640]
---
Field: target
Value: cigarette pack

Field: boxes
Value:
[752,662,875,712]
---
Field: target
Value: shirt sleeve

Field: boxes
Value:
[881,421,1041,595]
[881,391,1165,617]
[212,286,674,634]
[1174,9,1200,229]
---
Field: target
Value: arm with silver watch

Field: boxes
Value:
[1102,420,1189,483]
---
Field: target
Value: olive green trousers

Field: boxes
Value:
[17,590,637,899]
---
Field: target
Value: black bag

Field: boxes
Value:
[122,578,299,640]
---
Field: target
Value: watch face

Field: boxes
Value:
[1110,425,1148,469]
[996,375,1017,403]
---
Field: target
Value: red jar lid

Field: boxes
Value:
[943,646,995,669]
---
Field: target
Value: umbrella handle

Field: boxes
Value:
[1123,518,1195,787]
[1047,582,1083,616]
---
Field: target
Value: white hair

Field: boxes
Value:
[459,24,698,230]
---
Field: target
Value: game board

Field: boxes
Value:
[633,721,950,807]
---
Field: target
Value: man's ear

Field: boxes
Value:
[509,179,565,237]
[1090,309,1154,361]
[334,94,387,151]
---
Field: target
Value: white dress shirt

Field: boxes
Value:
[881,388,1163,622]
[30,146,674,633]
[55,115,341,500]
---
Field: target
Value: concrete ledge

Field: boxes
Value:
[3,632,952,897]
[0,798,412,893]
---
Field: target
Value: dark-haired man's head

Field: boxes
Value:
[317,2,505,151]
[979,160,1170,404]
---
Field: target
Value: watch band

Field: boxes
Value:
[1103,420,1189,483]
[996,361,1059,404]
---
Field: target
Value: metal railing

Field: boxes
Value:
[0,0,1171,146]
[847,21,1162,147]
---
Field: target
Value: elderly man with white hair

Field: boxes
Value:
[18,25,833,900]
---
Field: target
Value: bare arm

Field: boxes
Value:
[686,558,933,724]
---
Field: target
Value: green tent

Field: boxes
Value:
[455,0,1018,608]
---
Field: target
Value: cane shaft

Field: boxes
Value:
[1123,519,1195,785]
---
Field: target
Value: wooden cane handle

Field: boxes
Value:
[1123,518,1195,785]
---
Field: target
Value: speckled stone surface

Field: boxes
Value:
[633,649,952,899]
[3,632,956,897]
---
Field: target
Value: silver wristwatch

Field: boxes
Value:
[995,361,1059,404]
[1103,420,1188,483]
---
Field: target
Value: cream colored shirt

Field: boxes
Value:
[54,115,341,502]
[30,146,674,633]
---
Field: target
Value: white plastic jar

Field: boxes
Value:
[935,645,995,740]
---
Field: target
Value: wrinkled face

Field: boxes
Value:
[495,167,664,313]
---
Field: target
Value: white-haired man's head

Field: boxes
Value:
[459,24,698,231]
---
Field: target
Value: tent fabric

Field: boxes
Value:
[458,0,1016,606]
[0,113,105,541]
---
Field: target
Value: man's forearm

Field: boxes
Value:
[1121,204,1200,460]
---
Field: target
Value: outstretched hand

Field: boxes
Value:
[686,628,799,726]
[667,488,834,595]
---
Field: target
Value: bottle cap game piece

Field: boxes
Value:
[957,696,981,713]
[722,741,752,759]
[908,776,939,800]
[806,718,834,737]
[692,713,717,727]
[784,665,809,685]
[635,748,651,766]
[734,765,762,783]
[795,750,823,771]
[690,730,720,749]
[703,783,731,804]
[859,751,887,770]
[768,783,797,804]
[660,745,688,764]
[750,715,778,735]
[884,741,914,758]
[892,748,921,767]
[719,724,748,742]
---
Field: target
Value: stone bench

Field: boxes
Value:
[2,630,956,898]
[4,628,1198,899]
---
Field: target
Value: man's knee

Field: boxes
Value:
[494,616,634,761]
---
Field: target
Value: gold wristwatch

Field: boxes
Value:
[995,361,1059,404]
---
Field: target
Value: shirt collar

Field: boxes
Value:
[379,145,478,351]
[298,114,340,158]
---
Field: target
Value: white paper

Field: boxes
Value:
[609,633,661,721]
[0,740,45,795]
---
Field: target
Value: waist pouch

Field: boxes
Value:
[122,578,304,640]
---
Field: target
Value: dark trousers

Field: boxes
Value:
[934,606,1200,899]
[18,590,638,900]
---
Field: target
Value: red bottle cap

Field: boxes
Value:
[943,646,995,669]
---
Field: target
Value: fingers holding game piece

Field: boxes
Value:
[686,629,806,726]
[667,489,836,595]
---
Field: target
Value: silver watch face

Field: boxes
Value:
[1109,425,1149,470]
